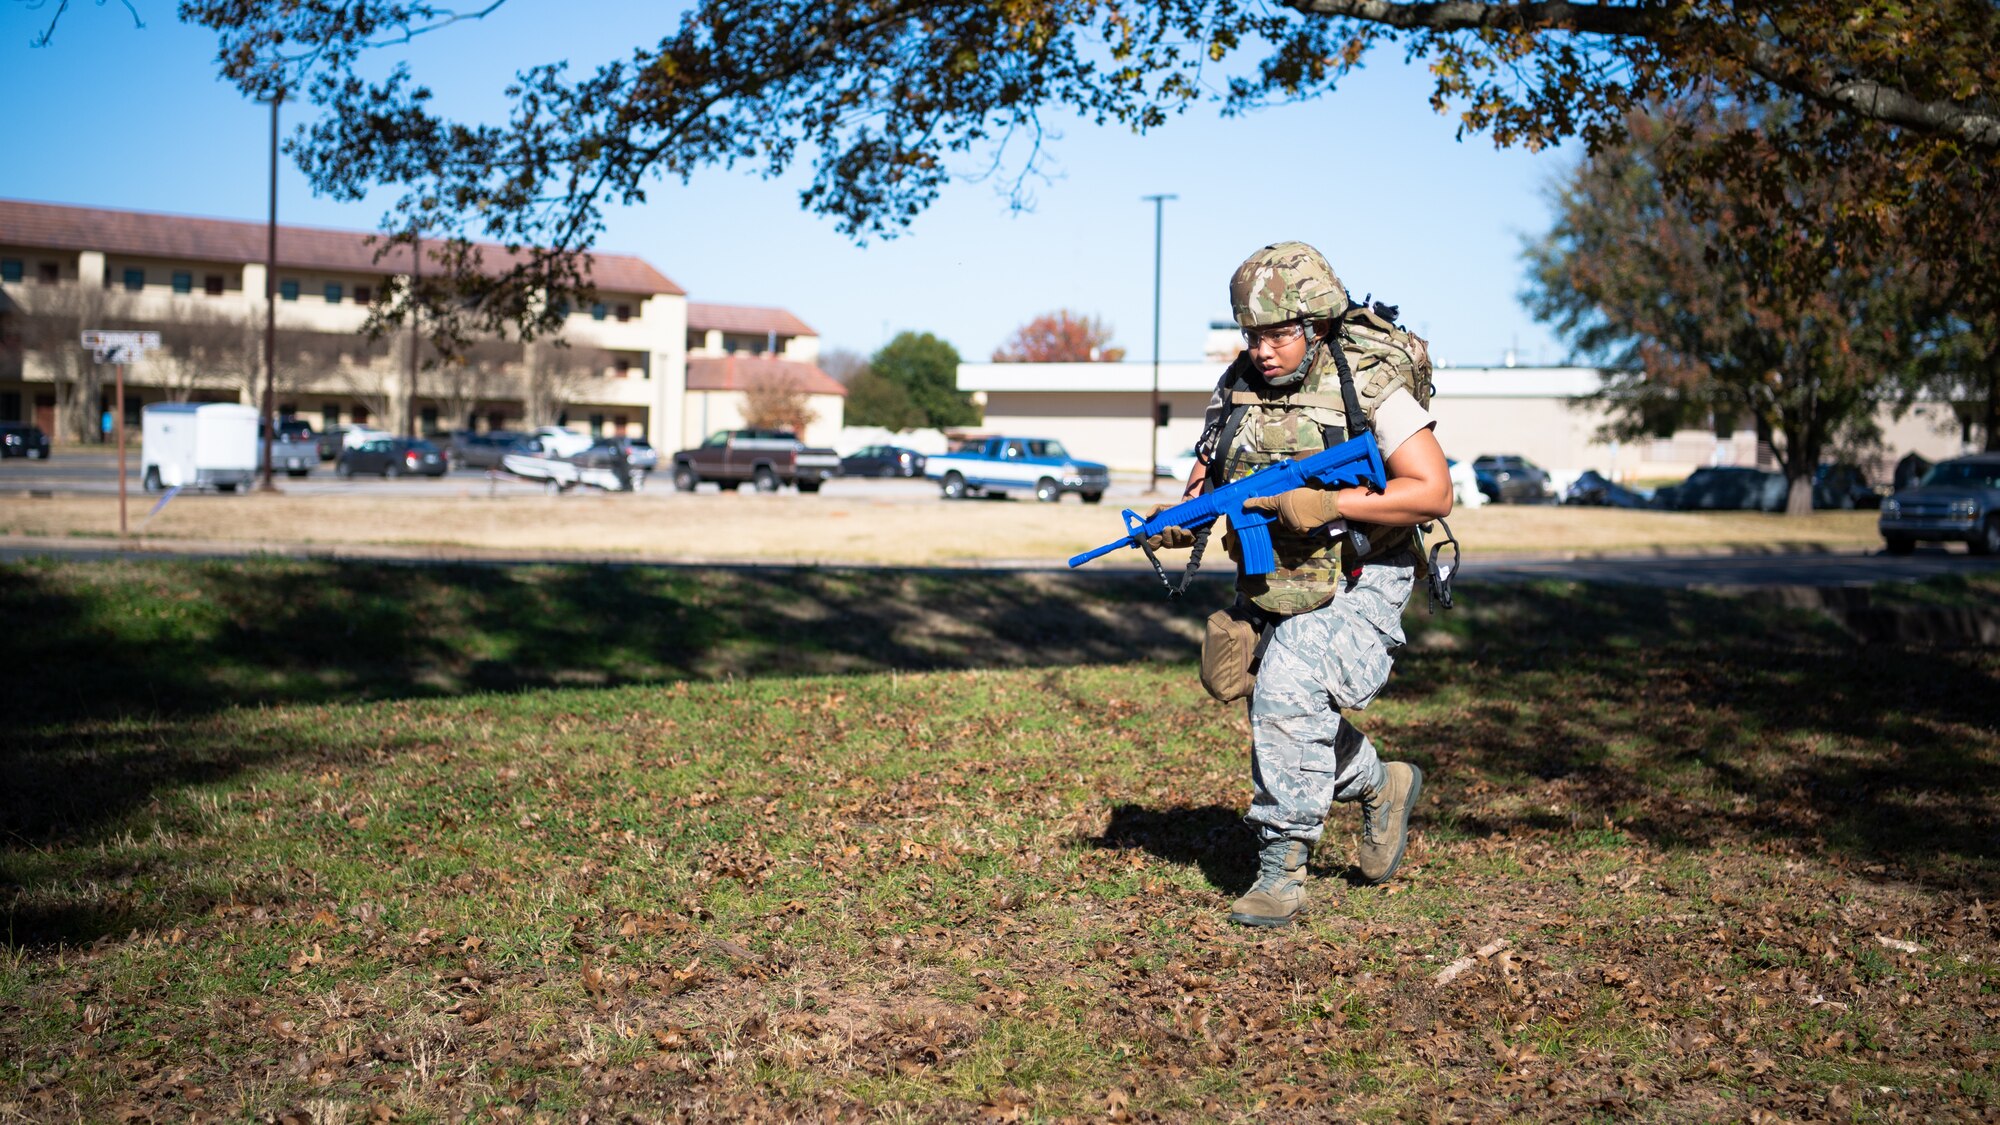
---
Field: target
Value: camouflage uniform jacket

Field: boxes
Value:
[1201,343,1428,616]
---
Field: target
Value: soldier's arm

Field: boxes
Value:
[1333,428,1453,526]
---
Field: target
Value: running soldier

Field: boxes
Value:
[1156,241,1454,927]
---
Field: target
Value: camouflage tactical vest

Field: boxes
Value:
[1218,305,1435,616]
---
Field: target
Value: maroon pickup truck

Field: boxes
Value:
[670,429,842,493]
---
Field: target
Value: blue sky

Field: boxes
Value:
[3,2,1574,368]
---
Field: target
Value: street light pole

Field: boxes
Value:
[1142,193,1176,495]
[259,87,281,492]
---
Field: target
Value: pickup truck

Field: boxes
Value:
[670,429,841,493]
[259,418,320,477]
[925,436,1110,503]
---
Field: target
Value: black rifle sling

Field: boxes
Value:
[1146,365,1253,598]
[1327,321,1375,560]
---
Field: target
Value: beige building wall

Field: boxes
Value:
[960,360,1980,480]
[2,202,699,444]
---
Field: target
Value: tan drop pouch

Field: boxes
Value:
[1200,605,1262,703]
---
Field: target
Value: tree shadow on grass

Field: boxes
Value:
[1388,581,2000,901]
[0,558,1219,855]
[5,560,1997,945]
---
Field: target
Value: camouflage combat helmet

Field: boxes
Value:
[1229,241,1347,329]
[1229,241,1347,387]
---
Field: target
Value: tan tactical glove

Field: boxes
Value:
[1141,504,1196,550]
[1241,487,1342,533]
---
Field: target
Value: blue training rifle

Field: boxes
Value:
[1068,430,1387,575]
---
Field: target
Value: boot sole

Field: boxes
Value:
[1227,909,1302,928]
[1360,764,1423,885]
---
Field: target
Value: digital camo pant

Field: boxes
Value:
[1244,553,1417,845]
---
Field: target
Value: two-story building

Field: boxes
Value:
[0,198,842,448]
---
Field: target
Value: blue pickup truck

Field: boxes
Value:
[925,436,1111,503]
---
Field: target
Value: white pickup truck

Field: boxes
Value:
[924,436,1111,503]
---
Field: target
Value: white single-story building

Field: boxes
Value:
[957,328,1975,483]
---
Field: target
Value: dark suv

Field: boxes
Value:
[337,437,447,478]
[1879,453,2000,555]
[0,423,51,459]
[448,430,527,470]
[1471,455,1552,503]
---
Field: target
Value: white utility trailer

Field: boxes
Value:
[141,402,258,492]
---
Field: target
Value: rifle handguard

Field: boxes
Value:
[1068,432,1386,575]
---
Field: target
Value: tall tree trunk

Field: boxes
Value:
[1785,471,1815,515]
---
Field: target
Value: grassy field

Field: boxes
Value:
[0,490,1889,564]
[4,560,1998,1122]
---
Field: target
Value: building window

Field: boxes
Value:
[204,274,225,296]
[0,259,20,282]
[614,304,632,323]
[122,268,145,291]
[588,413,605,437]
[323,404,341,429]
[325,282,344,304]
[172,271,194,294]
[420,406,439,433]
[280,279,300,301]
[613,414,627,436]
[353,284,372,304]
[590,302,608,321]
[38,262,59,284]
[352,405,371,425]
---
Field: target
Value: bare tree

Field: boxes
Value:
[818,347,868,385]
[741,370,819,435]
[432,336,521,433]
[11,284,132,443]
[520,340,604,428]
[153,304,254,402]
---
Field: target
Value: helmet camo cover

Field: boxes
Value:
[1229,241,1347,329]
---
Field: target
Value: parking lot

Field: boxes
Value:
[0,451,1155,504]
[0,447,1922,574]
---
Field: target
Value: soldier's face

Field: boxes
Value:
[1248,322,1311,380]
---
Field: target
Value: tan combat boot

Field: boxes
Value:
[1357,762,1423,884]
[1228,839,1310,927]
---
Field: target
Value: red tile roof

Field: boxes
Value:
[687,355,846,397]
[0,198,685,296]
[686,301,816,337]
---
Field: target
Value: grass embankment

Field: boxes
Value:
[0,490,1886,563]
[3,561,1998,1122]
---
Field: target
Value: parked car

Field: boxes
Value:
[1470,454,1552,503]
[591,436,658,471]
[1155,446,1201,484]
[1562,469,1651,508]
[1878,453,2000,555]
[1446,458,1487,509]
[0,422,51,459]
[672,429,841,493]
[318,425,392,460]
[1812,462,1883,509]
[258,418,319,477]
[337,437,447,478]
[925,436,1111,503]
[841,444,928,478]
[448,430,528,470]
[1655,466,1787,512]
